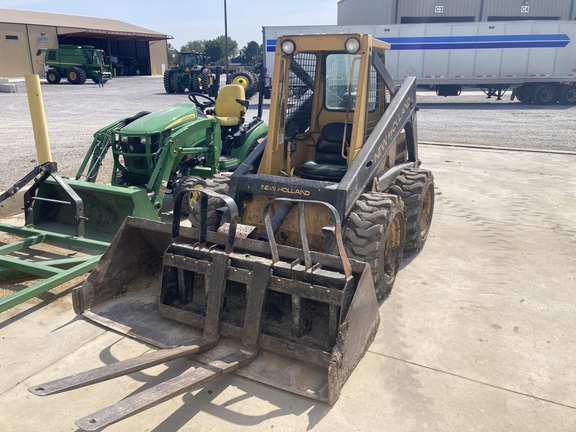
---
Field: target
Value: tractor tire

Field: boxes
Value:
[344,193,406,300]
[533,84,557,105]
[67,67,87,84]
[559,85,576,105]
[163,70,174,93]
[191,71,201,93]
[170,72,184,94]
[228,71,256,98]
[173,176,206,216]
[201,68,212,93]
[388,168,434,254]
[189,173,232,231]
[46,69,61,84]
[245,70,259,91]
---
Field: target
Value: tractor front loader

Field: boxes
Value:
[0,83,266,312]
[33,84,267,240]
[30,34,434,430]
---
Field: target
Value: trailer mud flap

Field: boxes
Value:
[32,177,158,240]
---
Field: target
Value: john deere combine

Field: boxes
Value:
[29,34,434,430]
[37,45,112,85]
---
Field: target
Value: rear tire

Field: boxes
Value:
[201,68,212,93]
[228,71,256,98]
[163,69,174,93]
[170,72,184,94]
[344,193,406,300]
[46,69,61,84]
[389,169,434,254]
[191,71,201,93]
[189,173,232,231]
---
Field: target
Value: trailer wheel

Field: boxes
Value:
[533,84,557,105]
[163,69,174,93]
[46,69,61,84]
[389,169,434,254]
[228,71,256,98]
[189,173,232,230]
[344,193,406,300]
[559,85,576,105]
[515,85,534,104]
[67,67,87,84]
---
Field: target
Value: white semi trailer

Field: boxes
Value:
[263,20,576,105]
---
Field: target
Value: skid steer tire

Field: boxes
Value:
[389,168,435,254]
[163,70,174,93]
[189,173,232,230]
[344,193,406,300]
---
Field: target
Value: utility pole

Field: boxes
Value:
[224,0,229,80]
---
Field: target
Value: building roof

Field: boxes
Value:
[0,8,172,41]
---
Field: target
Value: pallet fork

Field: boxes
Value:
[29,187,379,429]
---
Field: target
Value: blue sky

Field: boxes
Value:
[0,0,338,49]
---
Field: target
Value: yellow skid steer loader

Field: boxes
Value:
[30,34,434,430]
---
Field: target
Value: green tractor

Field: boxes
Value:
[37,45,113,85]
[164,52,219,96]
[33,84,267,239]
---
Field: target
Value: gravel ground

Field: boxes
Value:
[0,77,574,192]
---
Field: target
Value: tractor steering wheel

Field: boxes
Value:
[188,92,216,110]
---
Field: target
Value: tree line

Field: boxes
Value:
[167,37,262,66]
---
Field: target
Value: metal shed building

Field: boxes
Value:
[0,8,172,77]
[337,0,576,25]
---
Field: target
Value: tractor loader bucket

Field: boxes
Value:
[31,190,380,429]
[31,176,159,240]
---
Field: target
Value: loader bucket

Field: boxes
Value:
[32,177,159,240]
[73,202,380,404]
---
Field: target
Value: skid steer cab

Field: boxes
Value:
[30,34,434,430]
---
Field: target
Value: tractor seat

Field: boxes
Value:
[300,123,352,182]
[208,84,247,127]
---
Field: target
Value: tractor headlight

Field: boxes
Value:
[281,39,296,55]
[140,137,147,144]
[345,37,360,54]
[120,136,128,143]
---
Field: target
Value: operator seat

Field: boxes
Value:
[208,84,248,127]
[300,123,352,182]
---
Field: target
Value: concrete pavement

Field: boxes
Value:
[1,144,575,431]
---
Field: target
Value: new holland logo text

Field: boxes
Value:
[261,184,311,196]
